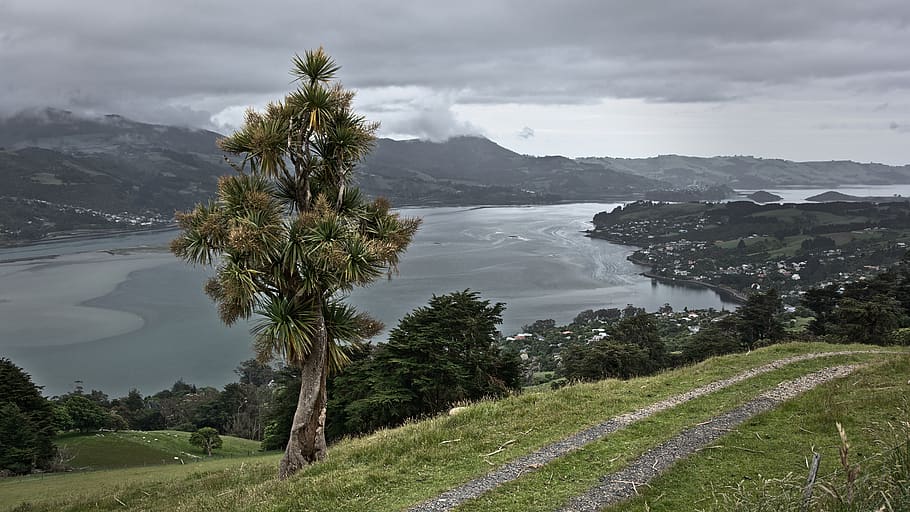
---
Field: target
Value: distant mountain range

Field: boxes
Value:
[2,108,909,243]
[580,154,910,189]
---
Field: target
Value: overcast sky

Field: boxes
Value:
[2,1,910,163]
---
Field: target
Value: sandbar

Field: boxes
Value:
[0,250,174,348]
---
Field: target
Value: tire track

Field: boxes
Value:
[408,351,890,512]
[558,364,859,511]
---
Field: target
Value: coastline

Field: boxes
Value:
[640,272,748,304]
[0,224,178,250]
[588,230,750,305]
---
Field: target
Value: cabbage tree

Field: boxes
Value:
[172,49,419,479]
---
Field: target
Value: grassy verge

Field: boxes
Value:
[0,343,904,512]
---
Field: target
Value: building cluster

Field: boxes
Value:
[594,213,908,305]
[0,196,171,237]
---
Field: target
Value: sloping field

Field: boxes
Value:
[1,342,906,512]
[55,430,263,470]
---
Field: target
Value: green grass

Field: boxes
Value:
[784,316,814,333]
[453,353,897,511]
[55,430,264,470]
[609,356,910,511]
[0,454,280,511]
[1,343,906,512]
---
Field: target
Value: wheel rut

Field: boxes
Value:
[558,364,859,511]
[407,351,889,512]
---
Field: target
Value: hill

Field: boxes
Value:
[357,136,663,205]
[806,190,910,203]
[54,430,263,470]
[1,343,907,511]
[581,154,910,189]
[0,110,662,243]
[0,109,227,243]
[744,190,783,203]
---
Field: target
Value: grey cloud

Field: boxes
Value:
[2,0,910,127]
[374,102,482,141]
[518,126,535,139]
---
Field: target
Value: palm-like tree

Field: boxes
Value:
[171,48,419,479]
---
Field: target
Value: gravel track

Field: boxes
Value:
[408,351,886,512]
[558,364,860,512]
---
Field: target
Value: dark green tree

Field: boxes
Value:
[735,288,784,347]
[680,325,744,363]
[560,340,649,381]
[60,395,108,432]
[261,366,301,451]
[324,291,522,439]
[611,314,665,372]
[236,359,275,387]
[171,49,419,478]
[0,403,40,475]
[111,389,145,429]
[833,296,904,345]
[189,427,223,456]
[803,285,840,335]
[0,358,56,473]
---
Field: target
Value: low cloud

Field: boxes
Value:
[358,88,482,141]
[2,1,910,126]
[518,126,535,139]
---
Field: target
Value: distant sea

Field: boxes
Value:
[3,186,908,396]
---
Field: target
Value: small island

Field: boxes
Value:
[806,190,909,203]
[744,190,782,203]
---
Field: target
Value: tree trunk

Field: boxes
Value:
[278,307,329,480]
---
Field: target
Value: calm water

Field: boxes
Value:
[2,203,740,396]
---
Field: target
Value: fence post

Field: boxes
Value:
[801,452,821,512]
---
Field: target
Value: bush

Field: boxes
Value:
[889,327,910,346]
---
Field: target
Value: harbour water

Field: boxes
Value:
[0,201,752,395]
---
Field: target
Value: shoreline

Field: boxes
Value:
[0,224,178,250]
[640,272,748,304]
[587,230,750,305]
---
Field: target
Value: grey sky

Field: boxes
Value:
[2,1,909,163]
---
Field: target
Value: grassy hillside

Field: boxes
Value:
[1,342,907,512]
[55,430,263,470]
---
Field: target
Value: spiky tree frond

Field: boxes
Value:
[321,301,383,376]
[291,48,339,85]
[170,202,227,266]
[252,296,320,364]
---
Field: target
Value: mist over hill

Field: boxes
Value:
[2,109,909,243]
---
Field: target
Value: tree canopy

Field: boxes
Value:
[0,358,56,474]
[323,290,522,440]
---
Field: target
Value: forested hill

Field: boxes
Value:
[357,136,662,204]
[580,154,910,189]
